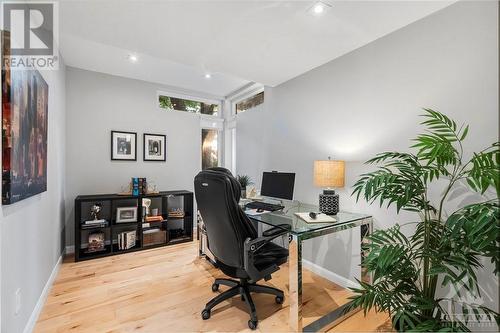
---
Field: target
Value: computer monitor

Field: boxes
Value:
[260,172,295,200]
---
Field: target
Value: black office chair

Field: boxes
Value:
[194,168,289,330]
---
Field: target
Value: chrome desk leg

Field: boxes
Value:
[289,234,303,332]
[360,218,373,284]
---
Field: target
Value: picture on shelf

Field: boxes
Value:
[111,131,137,160]
[2,31,49,205]
[116,207,137,223]
[87,231,105,253]
[143,133,166,161]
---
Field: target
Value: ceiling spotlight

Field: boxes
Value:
[128,54,138,63]
[204,73,211,79]
[310,1,331,15]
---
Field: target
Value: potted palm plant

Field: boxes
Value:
[349,109,499,331]
[237,175,254,199]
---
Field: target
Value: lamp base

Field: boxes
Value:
[319,190,339,215]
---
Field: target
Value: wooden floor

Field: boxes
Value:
[35,241,391,332]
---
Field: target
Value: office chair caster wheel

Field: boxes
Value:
[248,320,258,330]
[275,295,284,304]
[211,283,219,292]
[201,309,211,320]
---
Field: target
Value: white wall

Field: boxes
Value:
[0,63,67,332]
[65,68,211,248]
[236,0,498,325]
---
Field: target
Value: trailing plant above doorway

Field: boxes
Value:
[349,109,499,331]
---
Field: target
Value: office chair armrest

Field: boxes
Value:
[243,227,289,283]
[262,224,291,237]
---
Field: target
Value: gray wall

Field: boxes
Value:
[0,63,67,332]
[236,0,499,326]
[65,68,206,248]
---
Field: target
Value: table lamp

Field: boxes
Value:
[314,158,345,215]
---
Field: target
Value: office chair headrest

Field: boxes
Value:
[200,167,242,202]
[207,167,233,175]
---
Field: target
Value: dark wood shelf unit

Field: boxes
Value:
[75,190,194,262]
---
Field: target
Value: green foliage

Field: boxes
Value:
[349,109,500,332]
[236,175,253,188]
[159,95,218,115]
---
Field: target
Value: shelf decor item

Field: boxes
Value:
[87,231,105,253]
[116,207,137,223]
[2,31,49,205]
[313,158,345,215]
[143,133,166,161]
[348,109,500,331]
[168,208,185,218]
[111,130,137,161]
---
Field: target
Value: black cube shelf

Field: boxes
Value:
[74,190,193,262]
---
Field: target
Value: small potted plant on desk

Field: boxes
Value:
[236,175,253,199]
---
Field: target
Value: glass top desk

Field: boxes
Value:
[245,202,373,332]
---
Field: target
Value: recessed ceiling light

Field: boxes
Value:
[310,1,331,15]
[128,54,138,63]
[204,73,211,79]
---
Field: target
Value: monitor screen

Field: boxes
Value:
[260,172,295,200]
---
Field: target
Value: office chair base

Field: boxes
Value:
[202,278,284,330]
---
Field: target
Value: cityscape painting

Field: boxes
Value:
[2,31,49,205]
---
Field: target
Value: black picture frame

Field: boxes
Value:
[143,133,166,162]
[111,130,137,161]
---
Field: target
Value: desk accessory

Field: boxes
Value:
[295,212,336,223]
[314,158,345,215]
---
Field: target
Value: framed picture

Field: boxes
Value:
[111,131,137,161]
[116,207,138,223]
[2,31,49,205]
[143,133,166,161]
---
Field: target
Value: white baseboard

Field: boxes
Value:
[23,255,62,333]
[65,245,75,254]
[302,259,359,290]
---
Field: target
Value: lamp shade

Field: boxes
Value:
[314,160,345,188]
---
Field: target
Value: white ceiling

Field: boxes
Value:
[59,0,454,97]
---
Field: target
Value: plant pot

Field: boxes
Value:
[241,187,247,199]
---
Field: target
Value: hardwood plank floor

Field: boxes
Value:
[35,241,391,332]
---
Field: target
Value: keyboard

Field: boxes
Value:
[245,201,284,212]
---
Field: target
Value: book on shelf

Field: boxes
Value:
[82,219,108,229]
[82,222,108,229]
[145,215,163,222]
[118,230,137,250]
[84,219,107,225]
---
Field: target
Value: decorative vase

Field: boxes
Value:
[241,187,247,199]
[319,189,339,215]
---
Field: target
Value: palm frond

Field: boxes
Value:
[465,143,500,195]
